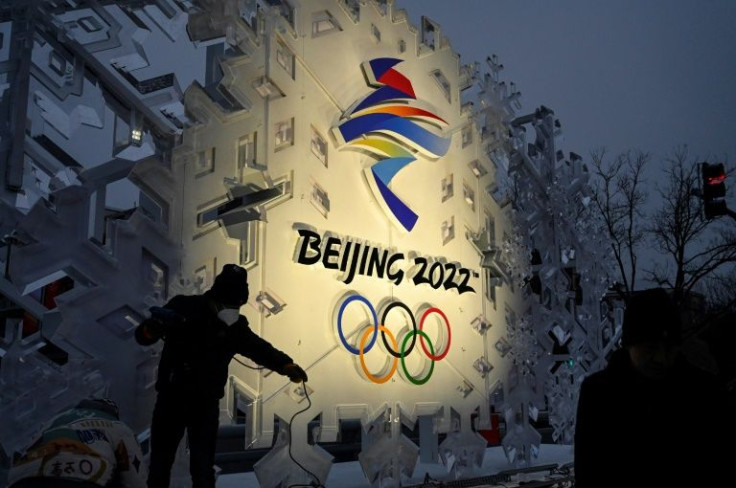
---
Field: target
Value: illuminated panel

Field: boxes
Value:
[174,1,519,485]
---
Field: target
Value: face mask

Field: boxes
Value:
[217,308,240,326]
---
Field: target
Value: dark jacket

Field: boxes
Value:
[136,292,293,399]
[574,348,725,487]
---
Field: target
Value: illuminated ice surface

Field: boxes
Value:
[0,1,615,486]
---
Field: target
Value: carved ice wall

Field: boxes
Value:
[0,1,207,485]
[476,69,619,466]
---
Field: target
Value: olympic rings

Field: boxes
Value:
[360,325,398,384]
[419,308,451,361]
[381,301,417,358]
[336,294,451,385]
[337,294,379,355]
[400,330,435,385]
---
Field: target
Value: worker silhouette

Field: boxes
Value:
[574,288,725,487]
[136,264,307,488]
[7,398,146,487]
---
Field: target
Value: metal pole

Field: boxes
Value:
[3,240,11,280]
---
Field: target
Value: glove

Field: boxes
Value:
[135,316,166,345]
[150,306,185,326]
[138,307,185,343]
[146,317,167,337]
[282,363,308,383]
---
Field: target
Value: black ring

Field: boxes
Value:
[380,301,417,358]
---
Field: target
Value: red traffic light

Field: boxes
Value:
[702,163,726,183]
[706,174,726,185]
[705,172,726,186]
[702,163,726,195]
[701,162,728,219]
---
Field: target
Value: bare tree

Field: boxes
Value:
[705,273,736,314]
[590,149,650,297]
[647,146,736,306]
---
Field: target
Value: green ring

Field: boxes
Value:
[400,329,435,385]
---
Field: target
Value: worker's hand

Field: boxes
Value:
[145,317,167,337]
[282,363,308,383]
[144,307,185,339]
[150,306,185,326]
[135,316,166,345]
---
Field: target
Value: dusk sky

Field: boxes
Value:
[396,0,736,167]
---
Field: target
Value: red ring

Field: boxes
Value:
[418,307,451,360]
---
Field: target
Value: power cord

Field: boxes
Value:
[287,381,325,488]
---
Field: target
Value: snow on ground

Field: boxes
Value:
[217,444,574,487]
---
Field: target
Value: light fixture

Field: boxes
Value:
[130,128,143,146]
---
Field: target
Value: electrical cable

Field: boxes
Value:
[286,380,325,488]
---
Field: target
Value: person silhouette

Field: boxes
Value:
[135,264,307,488]
[574,288,725,487]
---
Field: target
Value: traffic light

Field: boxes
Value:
[701,162,727,219]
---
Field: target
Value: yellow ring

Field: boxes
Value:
[359,325,398,384]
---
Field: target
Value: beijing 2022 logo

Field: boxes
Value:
[332,58,451,232]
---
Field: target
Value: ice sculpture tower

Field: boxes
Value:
[167,2,518,484]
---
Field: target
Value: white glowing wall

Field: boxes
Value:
[163,1,520,485]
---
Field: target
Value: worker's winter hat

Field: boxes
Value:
[211,264,249,306]
[622,288,682,346]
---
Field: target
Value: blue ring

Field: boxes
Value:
[337,294,379,355]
